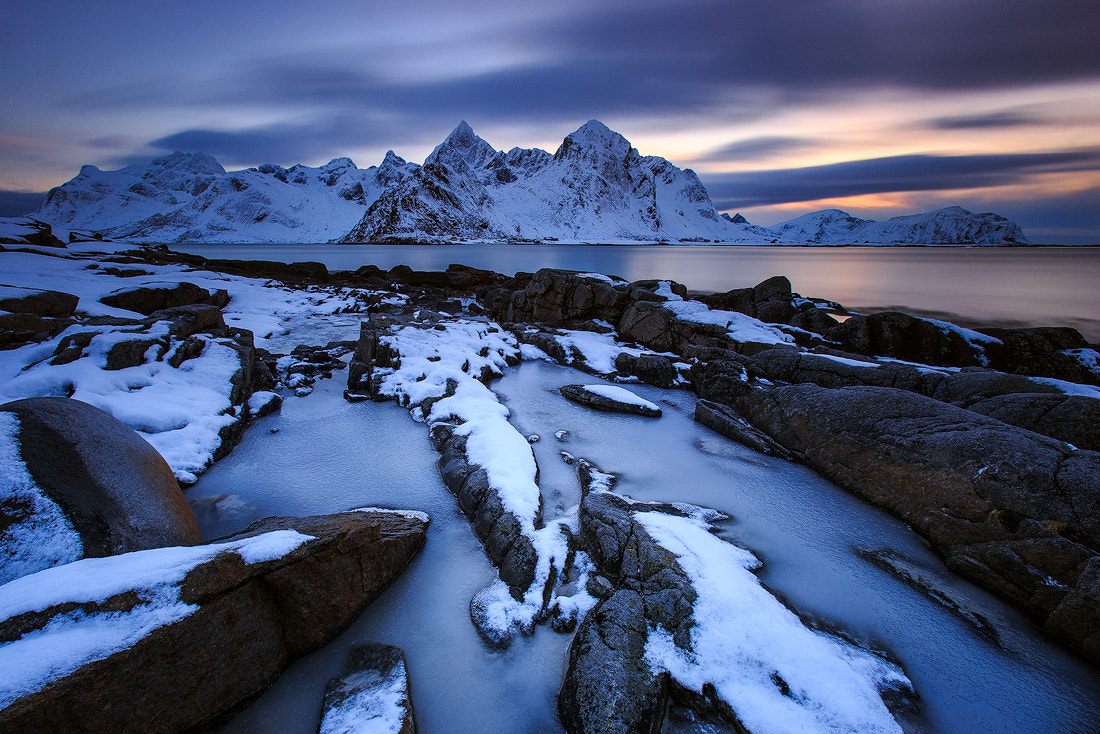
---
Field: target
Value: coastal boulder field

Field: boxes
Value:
[1,240,1098,732]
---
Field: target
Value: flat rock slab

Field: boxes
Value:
[320,643,415,734]
[559,384,661,417]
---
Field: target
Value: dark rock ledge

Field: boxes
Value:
[726,384,1100,666]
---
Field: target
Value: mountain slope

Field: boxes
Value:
[28,123,1029,245]
[344,120,740,243]
[765,206,1027,245]
[36,152,418,244]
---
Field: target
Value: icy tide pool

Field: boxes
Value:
[187,361,1100,733]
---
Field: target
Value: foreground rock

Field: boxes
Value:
[320,643,416,734]
[0,510,428,733]
[2,299,264,483]
[730,384,1100,665]
[0,397,200,584]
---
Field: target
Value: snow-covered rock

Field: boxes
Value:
[0,510,427,733]
[0,397,201,584]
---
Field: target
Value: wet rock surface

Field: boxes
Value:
[0,510,428,734]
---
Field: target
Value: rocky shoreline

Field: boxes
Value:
[1,238,1098,732]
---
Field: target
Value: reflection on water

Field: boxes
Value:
[174,244,1100,341]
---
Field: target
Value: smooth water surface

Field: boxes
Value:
[173,243,1100,341]
[189,361,1100,734]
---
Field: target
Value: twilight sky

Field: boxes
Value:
[1,0,1098,242]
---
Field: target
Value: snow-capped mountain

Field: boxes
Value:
[762,206,1027,245]
[27,121,1029,245]
[344,120,738,243]
[35,151,418,244]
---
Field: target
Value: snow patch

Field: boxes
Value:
[0,412,84,584]
[580,384,661,413]
[638,511,909,734]
[654,282,792,346]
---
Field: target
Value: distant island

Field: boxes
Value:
[20,120,1026,246]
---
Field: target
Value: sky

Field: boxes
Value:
[1,0,1098,243]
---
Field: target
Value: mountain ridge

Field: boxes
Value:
[26,122,1028,245]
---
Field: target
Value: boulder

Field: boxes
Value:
[0,397,201,583]
[100,282,229,316]
[825,311,992,368]
[559,384,662,417]
[321,643,416,734]
[699,275,796,324]
[0,510,428,734]
[730,383,1100,665]
[558,589,668,734]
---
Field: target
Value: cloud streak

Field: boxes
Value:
[705,149,1100,209]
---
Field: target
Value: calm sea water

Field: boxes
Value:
[173,244,1100,341]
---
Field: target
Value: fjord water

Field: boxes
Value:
[173,244,1100,341]
[188,363,1100,734]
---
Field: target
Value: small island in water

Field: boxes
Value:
[0,225,1098,733]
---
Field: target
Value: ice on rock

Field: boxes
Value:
[0,412,83,583]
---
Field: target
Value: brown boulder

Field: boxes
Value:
[0,397,201,582]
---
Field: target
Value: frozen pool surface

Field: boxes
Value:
[189,361,1100,733]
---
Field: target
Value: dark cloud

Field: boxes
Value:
[703,149,1100,209]
[148,118,405,167]
[699,136,822,163]
[552,0,1100,93]
[0,190,46,217]
[925,111,1041,130]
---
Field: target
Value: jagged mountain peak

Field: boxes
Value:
[556,119,633,162]
[425,120,500,173]
[381,150,406,167]
[320,157,357,172]
[148,151,226,177]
